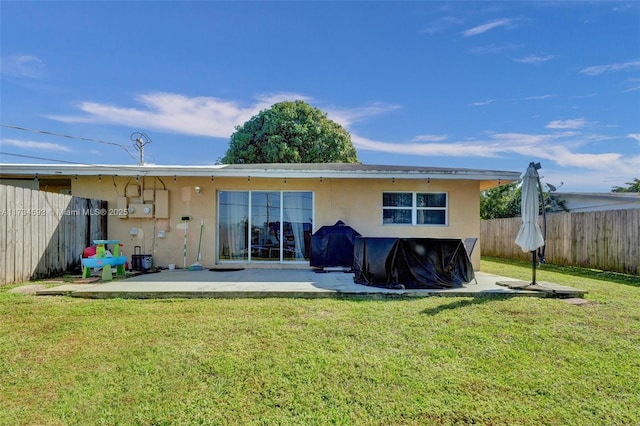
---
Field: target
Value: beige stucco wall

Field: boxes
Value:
[72,175,481,269]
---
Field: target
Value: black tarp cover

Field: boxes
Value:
[353,237,474,289]
[310,220,361,268]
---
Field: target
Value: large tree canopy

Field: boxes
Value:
[222,100,359,164]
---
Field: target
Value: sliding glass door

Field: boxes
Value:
[283,192,313,260]
[218,191,249,261]
[218,190,313,263]
[251,191,280,262]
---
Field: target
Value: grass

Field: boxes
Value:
[1,258,638,425]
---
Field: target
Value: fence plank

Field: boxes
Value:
[5,186,16,284]
[58,195,67,272]
[73,197,85,266]
[481,209,639,275]
[15,187,24,283]
[22,188,32,282]
[31,189,39,279]
[0,185,8,285]
[36,190,46,278]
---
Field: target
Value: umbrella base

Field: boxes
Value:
[496,280,588,298]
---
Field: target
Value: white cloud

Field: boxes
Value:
[545,118,588,130]
[324,102,401,128]
[469,99,495,107]
[418,16,464,35]
[411,134,448,143]
[513,54,556,64]
[352,134,500,157]
[469,95,554,106]
[468,43,521,55]
[1,138,72,152]
[628,133,640,142]
[47,91,398,139]
[462,19,512,37]
[579,59,640,76]
[542,169,631,193]
[48,92,315,138]
[522,94,555,101]
[44,91,635,179]
[353,130,638,176]
[0,54,45,79]
[572,93,597,99]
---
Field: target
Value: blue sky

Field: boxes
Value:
[1,1,638,192]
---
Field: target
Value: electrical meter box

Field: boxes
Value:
[128,203,154,218]
[155,190,169,218]
[117,196,128,219]
[143,189,155,202]
[125,184,140,197]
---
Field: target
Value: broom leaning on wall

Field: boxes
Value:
[189,220,204,271]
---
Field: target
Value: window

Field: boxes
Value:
[383,192,447,225]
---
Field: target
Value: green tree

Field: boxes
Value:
[480,180,568,219]
[222,100,359,164]
[480,181,522,219]
[612,178,640,192]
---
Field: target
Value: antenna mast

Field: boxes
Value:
[130,132,152,165]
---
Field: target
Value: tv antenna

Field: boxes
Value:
[130,132,152,165]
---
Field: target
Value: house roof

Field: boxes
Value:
[555,192,639,210]
[0,163,521,189]
[555,192,639,200]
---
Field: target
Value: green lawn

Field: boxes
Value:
[1,258,638,425]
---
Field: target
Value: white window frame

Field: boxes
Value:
[382,191,448,226]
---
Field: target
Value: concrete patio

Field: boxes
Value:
[36,268,587,299]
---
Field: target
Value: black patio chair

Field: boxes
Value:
[463,237,478,285]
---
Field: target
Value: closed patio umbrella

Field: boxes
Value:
[515,162,545,284]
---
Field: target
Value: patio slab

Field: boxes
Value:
[36,269,587,299]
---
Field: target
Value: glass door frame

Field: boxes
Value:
[217,189,314,264]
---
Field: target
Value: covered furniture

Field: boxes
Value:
[310,220,361,268]
[353,237,474,289]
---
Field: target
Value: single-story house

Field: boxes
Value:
[554,192,640,213]
[1,163,520,270]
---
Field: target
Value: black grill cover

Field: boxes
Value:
[310,220,361,268]
[353,237,474,289]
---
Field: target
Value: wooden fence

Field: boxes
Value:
[0,184,107,285]
[480,209,640,275]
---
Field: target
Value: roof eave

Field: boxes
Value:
[0,163,520,184]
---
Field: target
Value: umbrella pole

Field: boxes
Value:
[531,250,537,285]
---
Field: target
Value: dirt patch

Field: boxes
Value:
[8,285,48,294]
[563,298,596,306]
[74,277,101,284]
